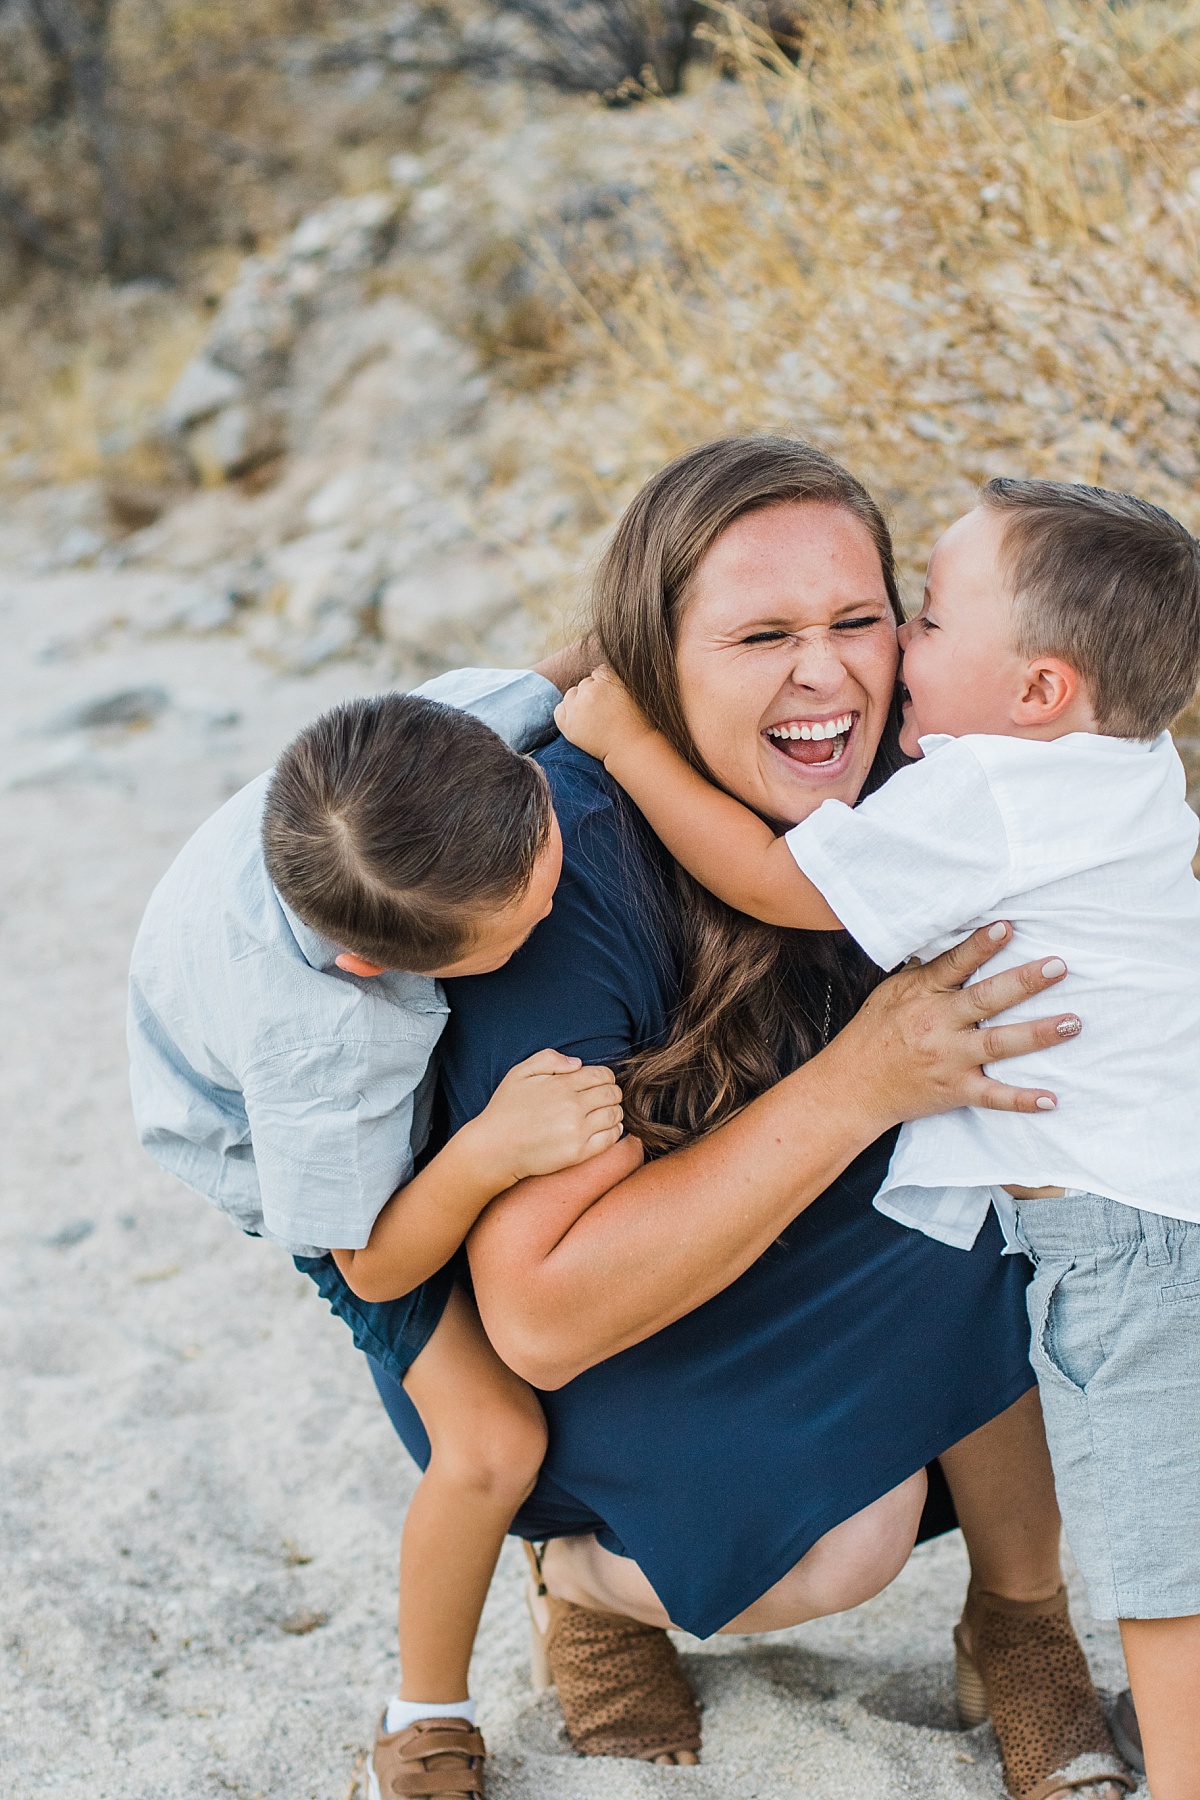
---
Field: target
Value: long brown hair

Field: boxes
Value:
[591,435,906,1155]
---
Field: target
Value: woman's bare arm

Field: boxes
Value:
[469,924,1078,1389]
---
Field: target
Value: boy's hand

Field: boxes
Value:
[555,668,656,767]
[470,1048,625,1186]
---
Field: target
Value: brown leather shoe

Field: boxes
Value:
[953,1584,1134,1800]
[368,1714,486,1799]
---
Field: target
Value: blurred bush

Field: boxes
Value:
[0,0,331,278]
[505,0,1200,590]
[0,2,814,290]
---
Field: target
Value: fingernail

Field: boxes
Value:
[1041,958,1066,979]
[988,922,1007,941]
[1056,1017,1081,1037]
[1036,1095,1057,1110]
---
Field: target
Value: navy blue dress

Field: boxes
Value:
[371,738,1034,1639]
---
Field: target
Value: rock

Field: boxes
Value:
[303,468,372,531]
[160,193,404,491]
[270,530,389,635]
[4,740,118,790]
[162,359,246,432]
[46,685,170,734]
[104,483,170,531]
[46,1220,96,1249]
[186,397,289,484]
[378,551,520,661]
[43,526,105,571]
[286,192,399,273]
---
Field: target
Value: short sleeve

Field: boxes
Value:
[784,741,1013,970]
[241,1033,435,1250]
[413,667,560,753]
[439,744,675,1131]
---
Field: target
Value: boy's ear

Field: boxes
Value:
[335,951,387,978]
[1011,657,1086,729]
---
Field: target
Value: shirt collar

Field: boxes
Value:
[275,891,344,973]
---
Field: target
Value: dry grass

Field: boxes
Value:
[510,0,1200,589]
[0,271,225,490]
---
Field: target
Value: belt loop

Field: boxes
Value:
[1142,1209,1171,1268]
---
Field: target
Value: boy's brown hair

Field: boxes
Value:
[262,694,553,972]
[982,477,1200,738]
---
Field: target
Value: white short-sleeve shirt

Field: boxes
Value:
[785,731,1200,1246]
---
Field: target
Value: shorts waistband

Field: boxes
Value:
[1012,1192,1194,1262]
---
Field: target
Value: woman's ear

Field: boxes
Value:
[1011,657,1093,731]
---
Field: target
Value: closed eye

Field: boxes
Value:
[831,613,888,632]
[741,613,887,645]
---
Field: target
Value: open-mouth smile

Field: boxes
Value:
[763,711,857,774]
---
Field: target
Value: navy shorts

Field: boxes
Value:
[294,1252,458,1386]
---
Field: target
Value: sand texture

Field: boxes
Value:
[0,541,1140,1799]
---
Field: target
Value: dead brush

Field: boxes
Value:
[509,0,1200,650]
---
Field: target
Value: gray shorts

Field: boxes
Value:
[1013,1193,1200,1620]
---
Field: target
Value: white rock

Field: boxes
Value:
[378,551,519,658]
[188,401,288,482]
[303,469,369,530]
[163,359,245,431]
[388,154,425,186]
[287,193,399,272]
[269,531,388,635]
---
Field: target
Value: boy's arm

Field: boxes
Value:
[555,672,843,931]
[533,635,599,695]
[330,1049,624,1302]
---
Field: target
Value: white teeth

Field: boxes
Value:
[767,714,854,743]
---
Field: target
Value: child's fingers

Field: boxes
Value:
[579,1123,626,1160]
[515,1048,584,1076]
[581,1103,624,1134]
[564,1064,618,1093]
[572,1082,622,1116]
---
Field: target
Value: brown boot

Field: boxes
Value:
[954,1584,1134,1800]
[524,1541,701,1763]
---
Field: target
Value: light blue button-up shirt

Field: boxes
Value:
[127,668,560,1256]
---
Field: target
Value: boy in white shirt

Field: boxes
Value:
[130,666,629,1800]
[556,480,1200,1800]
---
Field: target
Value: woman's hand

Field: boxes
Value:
[827,921,1080,1131]
[468,924,1078,1386]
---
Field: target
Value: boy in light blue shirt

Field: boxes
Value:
[129,661,626,1800]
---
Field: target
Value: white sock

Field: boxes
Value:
[385,1696,476,1734]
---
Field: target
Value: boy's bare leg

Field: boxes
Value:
[939,1388,1123,1800]
[1120,1615,1200,1800]
[400,1284,547,1700]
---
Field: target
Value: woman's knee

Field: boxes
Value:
[833,1468,928,1601]
[728,1469,927,1632]
[543,1535,672,1628]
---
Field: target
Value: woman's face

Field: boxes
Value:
[673,501,900,828]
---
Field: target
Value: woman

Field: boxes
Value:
[374,439,1130,1800]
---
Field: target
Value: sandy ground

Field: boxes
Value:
[0,548,1140,1800]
